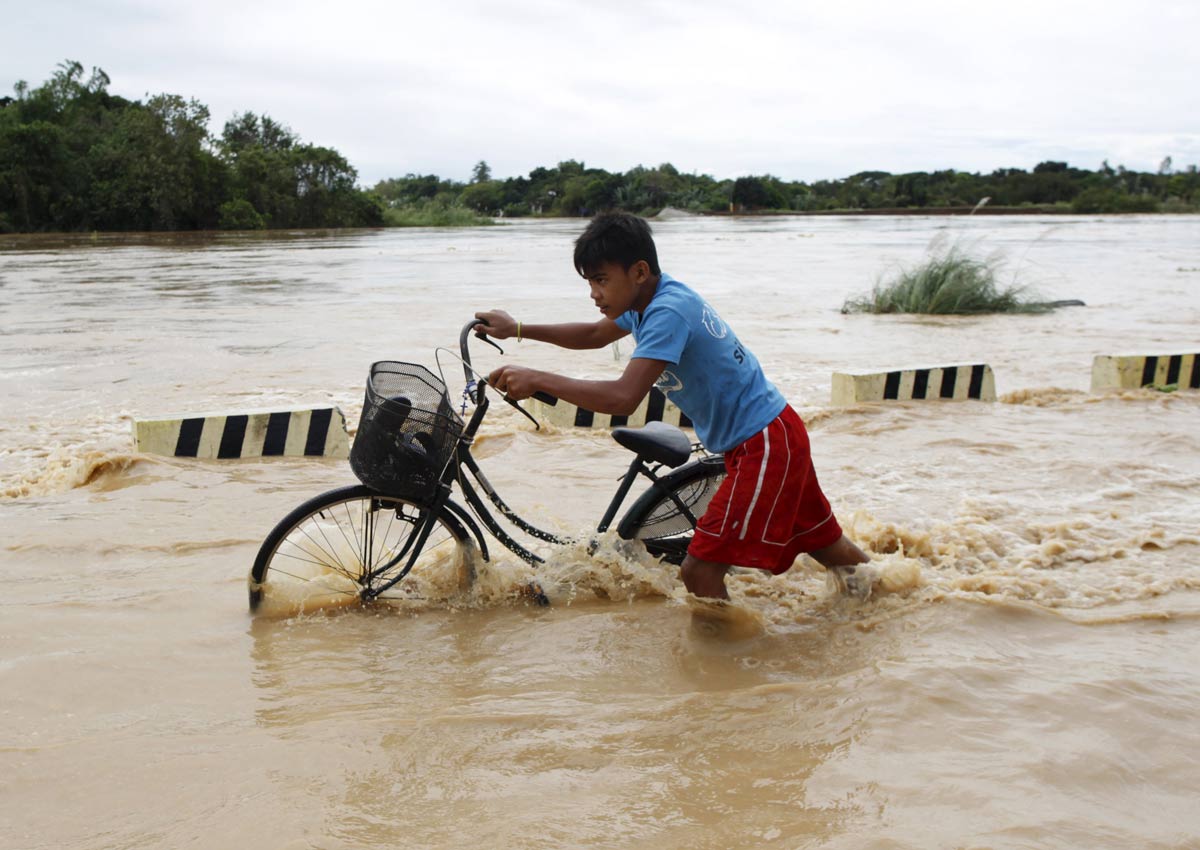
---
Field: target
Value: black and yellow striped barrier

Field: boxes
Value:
[1091,353,1200,392]
[832,364,996,405]
[526,388,692,430]
[133,407,350,459]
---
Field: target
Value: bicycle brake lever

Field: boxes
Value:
[505,395,541,431]
[474,328,505,355]
[480,378,541,431]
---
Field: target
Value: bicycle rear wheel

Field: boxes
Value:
[616,456,726,565]
[248,484,476,615]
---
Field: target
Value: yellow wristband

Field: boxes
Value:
[517,321,523,342]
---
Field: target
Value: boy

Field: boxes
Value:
[476,212,877,601]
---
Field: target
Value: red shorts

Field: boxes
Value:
[688,405,843,574]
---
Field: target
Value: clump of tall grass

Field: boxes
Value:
[841,243,1049,315]
[382,198,495,228]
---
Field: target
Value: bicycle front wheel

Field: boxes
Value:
[248,485,476,615]
[616,455,726,565]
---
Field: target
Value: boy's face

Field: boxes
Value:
[582,260,655,319]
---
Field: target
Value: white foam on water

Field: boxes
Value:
[1,444,139,499]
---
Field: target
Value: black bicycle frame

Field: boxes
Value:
[446,370,679,566]
[363,319,706,596]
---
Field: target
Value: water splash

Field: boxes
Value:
[2,445,138,499]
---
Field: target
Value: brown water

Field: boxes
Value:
[2,216,1199,849]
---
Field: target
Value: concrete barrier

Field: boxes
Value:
[832,364,996,405]
[1090,353,1200,392]
[527,388,693,430]
[133,407,350,459]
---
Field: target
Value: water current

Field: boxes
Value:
[1,215,1198,849]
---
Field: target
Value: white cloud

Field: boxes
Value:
[3,0,1197,184]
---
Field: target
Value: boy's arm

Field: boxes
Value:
[474,309,628,350]
[489,357,668,417]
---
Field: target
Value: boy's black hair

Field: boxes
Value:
[573,212,661,277]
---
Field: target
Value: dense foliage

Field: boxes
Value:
[377,157,1200,219]
[0,62,383,232]
[375,160,742,220]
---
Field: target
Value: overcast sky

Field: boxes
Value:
[5,0,1198,186]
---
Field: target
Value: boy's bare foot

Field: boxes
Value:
[687,596,764,641]
[826,563,879,601]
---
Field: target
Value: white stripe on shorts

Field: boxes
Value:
[738,422,771,540]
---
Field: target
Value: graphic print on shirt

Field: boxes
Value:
[613,273,786,453]
[701,305,727,339]
[655,369,684,396]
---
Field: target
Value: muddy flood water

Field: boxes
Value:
[2,214,1199,849]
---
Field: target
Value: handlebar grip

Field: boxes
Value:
[531,391,558,406]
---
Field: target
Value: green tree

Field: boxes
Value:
[218,198,265,230]
[459,179,505,214]
[0,60,130,230]
[0,119,68,230]
[292,143,379,227]
[732,175,786,210]
[373,173,463,207]
[222,111,295,154]
[0,62,384,232]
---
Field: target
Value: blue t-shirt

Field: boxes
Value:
[614,273,786,453]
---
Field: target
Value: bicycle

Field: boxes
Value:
[247,319,727,613]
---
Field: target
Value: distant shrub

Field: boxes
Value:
[217,199,265,230]
[501,203,531,218]
[842,244,1050,315]
[1161,196,1200,213]
[1071,188,1160,214]
[382,198,495,227]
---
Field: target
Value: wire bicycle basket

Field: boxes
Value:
[349,361,464,499]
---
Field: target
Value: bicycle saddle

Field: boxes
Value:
[611,421,692,468]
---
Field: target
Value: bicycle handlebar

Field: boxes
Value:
[459,318,493,389]
[459,318,549,430]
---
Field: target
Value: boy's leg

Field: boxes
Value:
[809,534,870,567]
[809,534,877,600]
[680,554,730,600]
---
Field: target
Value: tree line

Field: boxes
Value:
[0,61,383,233]
[377,157,1199,220]
[3,62,1197,234]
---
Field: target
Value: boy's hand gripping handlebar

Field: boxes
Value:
[460,319,555,429]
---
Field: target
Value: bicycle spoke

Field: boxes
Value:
[303,509,355,576]
[362,503,422,580]
[371,534,461,598]
[348,503,373,574]
[371,499,413,569]
[257,563,360,598]
[369,512,409,575]
[271,546,363,575]
[277,525,352,577]
[327,499,365,571]
[291,518,356,579]
[370,527,434,581]
[373,526,456,579]
[252,488,472,614]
